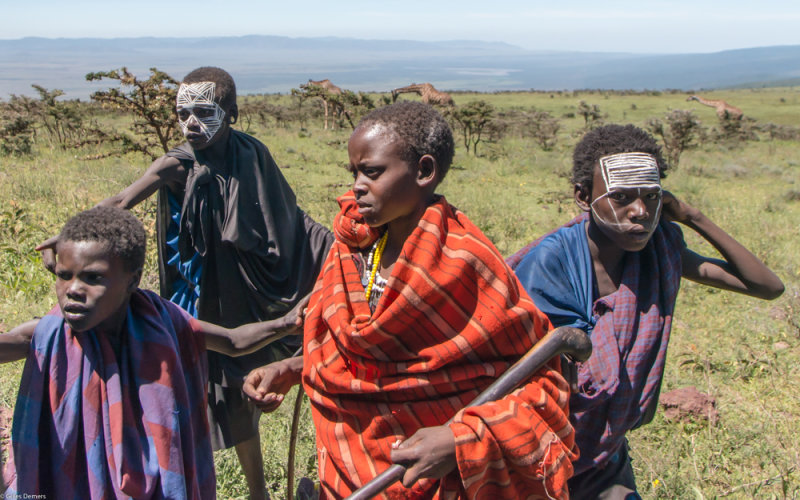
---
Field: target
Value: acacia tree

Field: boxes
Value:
[291,84,375,130]
[646,109,703,169]
[523,110,561,151]
[30,85,86,149]
[447,100,495,156]
[0,96,36,156]
[86,67,182,158]
[577,101,604,129]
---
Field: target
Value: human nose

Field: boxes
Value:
[352,172,367,196]
[185,113,201,129]
[66,279,86,299]
[628,198,648,221]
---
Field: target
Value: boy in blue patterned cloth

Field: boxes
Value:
[37,67,333,500]
[508,124,784,499]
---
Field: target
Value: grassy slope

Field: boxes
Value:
[1,87,799,498]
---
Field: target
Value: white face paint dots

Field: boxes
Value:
[176,82,226,142]
[590,152,663,232]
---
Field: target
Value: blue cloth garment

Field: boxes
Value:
[512,214,684,474]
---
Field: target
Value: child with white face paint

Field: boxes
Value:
[176,81,227,143]
[511,124,783,499]
[37,66,334,500]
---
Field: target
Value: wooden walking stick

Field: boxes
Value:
[345,326,592,500]
[286,347,304,500]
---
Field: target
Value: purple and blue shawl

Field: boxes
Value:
[7,289,215,499]
[510,214,684,474]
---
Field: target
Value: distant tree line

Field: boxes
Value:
[1,67,798,168]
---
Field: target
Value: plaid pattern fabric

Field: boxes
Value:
[512,216,684,474]
[8,289,215,499]
[302,192,576,499]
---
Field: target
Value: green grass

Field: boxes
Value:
[1,87,799,498]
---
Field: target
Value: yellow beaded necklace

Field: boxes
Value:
[365,231,388,301]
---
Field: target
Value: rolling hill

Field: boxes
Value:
[1,35,799,99]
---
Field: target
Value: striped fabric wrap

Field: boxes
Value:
[302,192,576,499]
[7,289,215,499]
[510,215,684,474]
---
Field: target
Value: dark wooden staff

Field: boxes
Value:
[345,326,592,500]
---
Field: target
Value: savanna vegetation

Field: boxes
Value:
[1,70,799,499]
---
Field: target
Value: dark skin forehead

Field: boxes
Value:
[55,238,112,259]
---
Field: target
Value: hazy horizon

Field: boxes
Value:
[3,1,799,54]
[3,36,799,100]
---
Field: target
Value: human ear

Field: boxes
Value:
[417,155,438,188]
[228,104,239,125]
[574,184,591,212]
[128,268,143,293]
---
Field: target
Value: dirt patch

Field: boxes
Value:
[769,306,788,321]
[660,386,719,424]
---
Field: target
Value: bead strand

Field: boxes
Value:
[365,231,388,301]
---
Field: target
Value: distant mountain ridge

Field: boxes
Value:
[1,35,799,99]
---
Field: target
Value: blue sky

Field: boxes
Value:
[3,0,799,54]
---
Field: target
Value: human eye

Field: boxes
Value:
[645,191,662,201]
[56,270,71,281]
[608,191,627,202]
[194,107,215,119]
[362,166,382,178]
[176,108,191,121]
[83,272,104,285]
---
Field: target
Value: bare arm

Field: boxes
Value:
[662,191,784,300]
[199,294,309,356]
[97,155,186,210]
[36,155,187,272]
[0,319,38,363]
[198,317,299,356]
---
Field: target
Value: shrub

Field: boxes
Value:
[446,100,495,156]
[647,109,703,169]
[577,101,605,129]
[86,67,182,159]
[0,98,35,156]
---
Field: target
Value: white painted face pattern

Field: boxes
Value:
[590,152,663,231]
[176,82,226,141]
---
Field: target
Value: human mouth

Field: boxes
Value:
[63,303,89,321]
[185,133,205,142]
[625,229,652,242]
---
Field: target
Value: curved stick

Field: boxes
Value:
[345,326,592,500]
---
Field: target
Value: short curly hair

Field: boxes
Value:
[357,101,455,182]
[182,66,237,111]
[59,206,146,272]
[572,124,668,189]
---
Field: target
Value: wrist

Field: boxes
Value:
[285,355,304,374]
[682,207,705,227]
